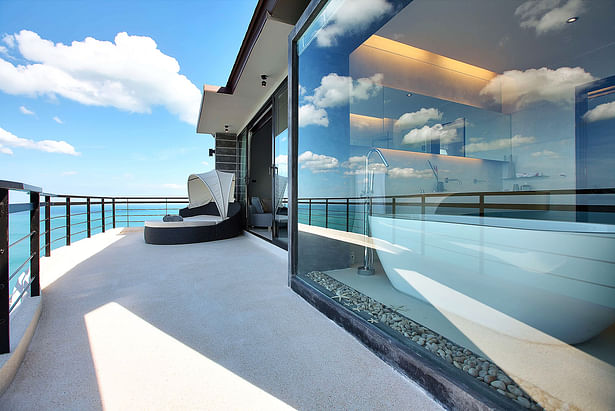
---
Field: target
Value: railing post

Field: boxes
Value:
[86,197,91,238]
[392,197,396,217]
[44,196,51,257]
[0,188,9,353]
[346,198,350,232]
[308,199,312,225]
[325,199,329,228]
[479,194,485,217]
[101,198,105,233]
[421,195,426,216]
[29,192,40,297]
[126,199,129,227]
[66,197,71,246]
[112,198,116,228]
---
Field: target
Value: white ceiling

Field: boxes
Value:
[196,18,292,136]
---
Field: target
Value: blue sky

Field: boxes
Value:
[0,0,256,196]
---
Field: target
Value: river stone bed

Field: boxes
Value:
[305,271,542,410]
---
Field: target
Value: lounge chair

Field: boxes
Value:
[144,170,243,244]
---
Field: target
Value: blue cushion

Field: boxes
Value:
[251,197,264,214]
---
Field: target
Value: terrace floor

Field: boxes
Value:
[0,228,441,410]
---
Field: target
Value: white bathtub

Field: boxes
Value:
[370,214,615,344]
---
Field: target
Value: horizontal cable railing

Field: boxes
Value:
[297,188,615,233]
[0,179,188,354]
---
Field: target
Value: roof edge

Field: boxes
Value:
[220,0,277,95]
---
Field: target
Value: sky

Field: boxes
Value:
[0,0,257,196]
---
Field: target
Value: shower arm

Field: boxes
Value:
[364,148,390,197]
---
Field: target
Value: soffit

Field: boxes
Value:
[197,18,291,136]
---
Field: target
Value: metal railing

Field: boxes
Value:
[1,180,41,354]
[0,179,188,354]
[297,187,615,233]
[40,194,188,256]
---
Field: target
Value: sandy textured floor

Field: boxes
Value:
[0,229,441,411]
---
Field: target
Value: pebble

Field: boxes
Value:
[497,374,512,384]
[484,375,496,384]
[306,271,535,408]
[508,385,523,397]
[516,396,531,408]
[491,380,507,390]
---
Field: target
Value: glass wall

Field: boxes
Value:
[294,0,615,409]
[274,86,289,247]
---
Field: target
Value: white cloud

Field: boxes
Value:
[19,105,35,115]
[531,149,560,158]
[394,108,442,130]
[53,116,63,124]
[388,167,433,179]
[342,155,387,175]
[0,126,79,155]
[306,73,382,108]
[298,84,307,95]
[201,160,209,166]
[402,123,460,145]
[298,151,339,173]
[583,101,615,122]
[464,134,536,152]
[0,145,13,155]
[515,0,585,35]
[0,30,201,125]
[0,46,8,55]
[480,66,594,110]
[275,154,288,165]
[2,34,15,48]
[162,183,184,190]
[299,104,328,127]
[61,170,77,176]
[316,0,393,47]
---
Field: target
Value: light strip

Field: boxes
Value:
[363,35,497,81]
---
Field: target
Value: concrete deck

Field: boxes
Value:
[0,228,441,410]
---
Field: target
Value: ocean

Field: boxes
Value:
[7,202,368,295]
[7,203,187,293]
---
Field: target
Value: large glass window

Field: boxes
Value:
[295,0,615,409]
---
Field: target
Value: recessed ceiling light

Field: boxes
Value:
[566,16,579,23]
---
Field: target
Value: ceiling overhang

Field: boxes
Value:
[197,5,303,136]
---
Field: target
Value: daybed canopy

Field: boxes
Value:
[187,170,235,219]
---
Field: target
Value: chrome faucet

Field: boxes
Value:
[358,148,389,276]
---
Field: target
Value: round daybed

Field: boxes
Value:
[144,170,243,245]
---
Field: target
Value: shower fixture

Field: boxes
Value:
[358,148,389,276]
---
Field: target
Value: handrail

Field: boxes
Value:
[296,187,615,234]
[296,187,615,201]
[0,180,42,193]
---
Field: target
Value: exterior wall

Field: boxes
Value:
[214,132,241,199]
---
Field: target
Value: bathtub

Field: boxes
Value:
[369,214,615,344]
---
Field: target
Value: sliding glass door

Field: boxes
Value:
[272,86,289,248]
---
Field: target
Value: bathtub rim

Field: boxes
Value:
[373,213,615,234]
